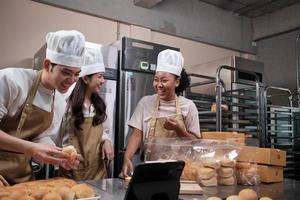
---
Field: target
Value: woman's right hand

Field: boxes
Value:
[120,157,133,179]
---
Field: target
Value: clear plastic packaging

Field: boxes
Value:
[144,138,241,186]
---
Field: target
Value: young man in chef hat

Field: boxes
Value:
[0,30,85,184]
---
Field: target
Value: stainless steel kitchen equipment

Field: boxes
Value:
[111,37,179,176]
[265,86,300,179]
[186,56,265,146]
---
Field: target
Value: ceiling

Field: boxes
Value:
[197,0,300,18]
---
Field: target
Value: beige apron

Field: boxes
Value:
[59,107,107,181]
[144,96,186,160]
[0,71,54,184]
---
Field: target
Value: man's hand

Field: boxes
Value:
[25,142,70,166]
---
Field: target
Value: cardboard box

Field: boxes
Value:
[257,165,283,183]
[202,132,245,145]
[237,146,286,167]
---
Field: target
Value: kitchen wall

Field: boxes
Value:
[0,0,244,71]
[35,0,255,53]
[257,29,300,94]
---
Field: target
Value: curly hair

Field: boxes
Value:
[175,68,191,95]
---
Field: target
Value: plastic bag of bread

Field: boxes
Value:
[144,138,197,181]
[144,138,242,184]
[236,162,261,185]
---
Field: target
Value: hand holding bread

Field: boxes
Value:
[61,145,81,170]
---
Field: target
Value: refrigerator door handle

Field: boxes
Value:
[124,72,132,148]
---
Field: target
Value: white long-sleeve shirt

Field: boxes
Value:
[0,68,67,146]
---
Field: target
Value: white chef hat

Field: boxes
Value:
[156,49,184,76]
[46,30,85,67]
[79,42,105,77]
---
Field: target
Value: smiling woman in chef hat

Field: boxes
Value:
[121,49,201,177]
[59,42,114,181]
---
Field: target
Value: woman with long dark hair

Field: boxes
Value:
[60,42,114,180]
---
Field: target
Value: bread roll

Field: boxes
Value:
[238,189,258,200]
[71,183,95,198]
[218,176,235,186]
[31,186,51,200]
[203,159,221,169]
[218,167,234,178]
[0,191,9,199]
[226,195,241,200]
[181,163,198,181]
[20,195,35,200]
[197,167,216,180]
[237,166,260,185]
[260,197,272,200]
[221,159,235,168]
[236,162,251,169]
[0,197,14,200]
[197,175,217,187]
[62,145,77,161]
[8,189,28,199]
[207,197,222,200]
[53,186,75,200]
[42,192,62,200]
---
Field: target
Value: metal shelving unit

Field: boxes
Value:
[265,86,300,179]
[186,66,265,147]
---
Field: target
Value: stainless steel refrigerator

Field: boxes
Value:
[112,37,179,176]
